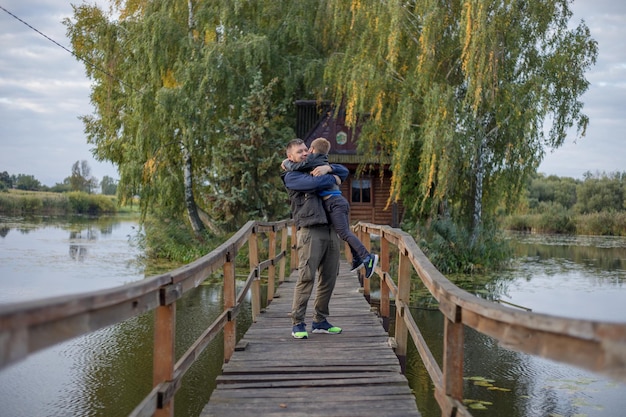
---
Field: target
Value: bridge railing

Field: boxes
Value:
[353,222,626,417]
[0,219,295,417]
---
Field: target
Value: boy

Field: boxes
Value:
[282,137,378,279]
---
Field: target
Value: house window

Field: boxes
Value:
[351,178,372,204]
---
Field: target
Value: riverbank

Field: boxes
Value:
[501,210,626,236]
[0,189,138,216]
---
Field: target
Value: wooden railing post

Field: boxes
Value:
[249,229,261,322]
[223,251,236,363]
[360,227,371,301]
[267,228,276,303]
[153,291,176,417]
[379,233,391,332]
[290,224,298,271]
[441,301,464,416]
[279,226,288,283]
[394,250,411,373]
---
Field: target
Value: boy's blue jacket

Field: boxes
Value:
[282,164,349,192]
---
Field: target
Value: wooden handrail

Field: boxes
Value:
[0,219,295,417]
[353,222,626,417]
[2,219,624,417]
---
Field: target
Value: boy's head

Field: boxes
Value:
[310,137,331,155]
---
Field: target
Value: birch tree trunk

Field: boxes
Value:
[182,145,205,235]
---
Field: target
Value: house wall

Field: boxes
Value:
[296,101,404,227]
[338,164,404,228]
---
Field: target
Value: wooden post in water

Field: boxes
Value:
[379,232,391,332]
[267,228,277,303]
[249,228,261,321]
[223,251,236,363]
[153,292,176,417]
[394,250,411,372]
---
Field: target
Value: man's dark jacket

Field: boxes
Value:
[281,164,348,228]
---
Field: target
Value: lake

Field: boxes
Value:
[0,216,624,416]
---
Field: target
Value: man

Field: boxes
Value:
[281,138,349,339]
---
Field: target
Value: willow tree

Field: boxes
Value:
[65,1,216,234]
[324,0,597,245]
[65,0,331,235]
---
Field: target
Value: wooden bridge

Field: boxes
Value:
[200,261,420,417]
[0,220,625,417]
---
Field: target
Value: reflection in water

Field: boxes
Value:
[69,227,98,262]
[407,233,626,417]
[0,215,144,304]
[0,215,254,417]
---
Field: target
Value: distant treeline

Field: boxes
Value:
[502,171,626,235]
[0,162,117,195]
[0,190,118,216]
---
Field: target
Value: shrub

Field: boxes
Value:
[575,212,623,236]
[413,218,511,274]
[67,192,116,214]
[142,216,220,263]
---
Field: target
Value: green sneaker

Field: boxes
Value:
[292,322,308,339]
[312,319,342,334]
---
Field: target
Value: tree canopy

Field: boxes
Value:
[65,0,597,246]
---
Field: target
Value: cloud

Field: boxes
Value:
[538,0,626,178]
[0,1,116,187]
[0,0,624,187]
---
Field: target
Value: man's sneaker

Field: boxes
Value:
[363,254,379,279]
[350,257,363,272]
[292,323,308,339]
[311,319,342,334]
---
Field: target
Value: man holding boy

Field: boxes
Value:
[283,137,378,278]
[281,138,348,339]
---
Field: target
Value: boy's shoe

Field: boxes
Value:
[350,257,363,272]
[292,323,308,339]
[311,319,342,334]
[363,254,379,279]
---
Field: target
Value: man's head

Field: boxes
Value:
[286,138,309,162]
[310,137,331,155]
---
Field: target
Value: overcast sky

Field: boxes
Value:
[1,1,624,187]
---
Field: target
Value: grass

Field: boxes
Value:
[0,189,121,216]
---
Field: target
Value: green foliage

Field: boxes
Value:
[141,215,220,263]
[67,192,117,214]
[207,74,291,231]
[528,174,579,210]
[0,171,12,189]
[101,175,118,195]
[503,171,626,235]
[575,212,626,236]
[324,0,597,239]
[50,180,72,193]
[408,218,512,274]
[65,1,326,233]
[535,202,576,234]
[0,190,69,214]
[575,172,625,214]
[70,160,98,193]
[15,174,42,191]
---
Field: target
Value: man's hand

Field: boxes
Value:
[311,165,333,177]
[333,175,341,185]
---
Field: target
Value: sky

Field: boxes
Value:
[0,1,624,188]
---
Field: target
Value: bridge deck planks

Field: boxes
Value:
[200,262,421,417]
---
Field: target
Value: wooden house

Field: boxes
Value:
[295,100,404,227]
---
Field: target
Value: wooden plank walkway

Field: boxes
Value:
[201,261,421,417]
